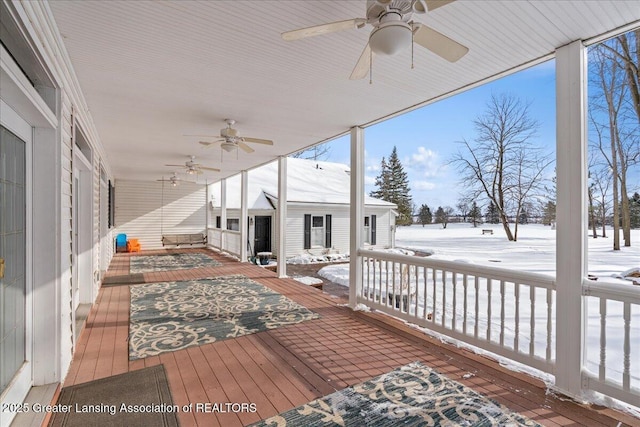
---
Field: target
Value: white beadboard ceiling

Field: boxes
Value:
[47,1,640,183]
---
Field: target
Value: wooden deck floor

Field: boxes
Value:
[57,249,639,427]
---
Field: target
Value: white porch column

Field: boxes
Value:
[221,178,227,252]
[349,126,364,309]
[240,170,249,262]
[277,156,287,278]
[555,40,588,399]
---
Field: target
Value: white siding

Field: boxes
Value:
[115,180,206,250]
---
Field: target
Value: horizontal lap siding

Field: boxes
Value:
[115,180,206,250]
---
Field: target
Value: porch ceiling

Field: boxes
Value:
[48,1,640,183]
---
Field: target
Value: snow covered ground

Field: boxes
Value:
[317,223,640,408]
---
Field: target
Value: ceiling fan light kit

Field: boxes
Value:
[369,14,412,55]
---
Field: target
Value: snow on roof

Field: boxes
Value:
[210,157,396,209]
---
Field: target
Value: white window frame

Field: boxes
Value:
[311,215,325,247]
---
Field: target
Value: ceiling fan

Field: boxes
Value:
[156,172,182,187]
[197,119,273,154]
[164,155,220,175]
[281,0,468,80]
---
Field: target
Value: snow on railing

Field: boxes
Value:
[357,249,556,374]
[583,280,640,408]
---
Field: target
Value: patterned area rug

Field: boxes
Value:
[129,252,221,274]
[250,362,542,427]
[129,275,319,359]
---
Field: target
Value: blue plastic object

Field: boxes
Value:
[116,233,127,249]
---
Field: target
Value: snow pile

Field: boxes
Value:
[293,276,323,286]
[287,253,349,264]
[614,267,640,285]
[318,263,350,286]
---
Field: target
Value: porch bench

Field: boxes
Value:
[482,229,493,235]
[161,233,207,247]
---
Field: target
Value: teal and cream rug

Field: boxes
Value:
[129,275,319,359]
[251,362,542,427]
[129,252,221,274]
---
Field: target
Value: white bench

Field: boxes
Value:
[482,229,493,235]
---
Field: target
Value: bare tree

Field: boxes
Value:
[451,94,552,241]
[590,37,640,249]
[291,142,331,161]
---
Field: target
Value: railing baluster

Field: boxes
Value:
[546,288,552,363]
[392,261,396,309]
[452,272,457,331]
[441,270,447,325]
[463,273,468,335]
[432,268,437,322]
[529,286,535,357]
[385,260,390,305]
[623,302,630,391]
[599,298,606,381]
[500,280,505,347]
[423,266,428,319]
[514,283,520,353]
[487,278,492,342]
[474,276,479,339]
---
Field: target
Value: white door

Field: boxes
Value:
[0,111,32,427]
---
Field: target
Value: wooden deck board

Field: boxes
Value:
[55,249,640,427]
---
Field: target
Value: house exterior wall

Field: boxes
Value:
[115,180,206,250]
[0,2,114,416]
[211,203,395,259]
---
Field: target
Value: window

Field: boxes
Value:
[364,216,370,244]
[364,215,377,245]
[311,216,324,247]
[304,214,332,249]
[227,218,239,231]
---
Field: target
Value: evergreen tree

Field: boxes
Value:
[418,204,432,226]
[434,206,454,228]
[542,201,556,226]
[630,192,640,229]
[434,206,446,226]
[485,202,500,224]
[370,147,413,226]
[469,201,482,227]
[370,157,390,201]
[518,207,529,224]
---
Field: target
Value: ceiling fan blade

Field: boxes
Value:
[200,166,221,172]
[281,18,366,41]
[198,141,214,146]
[242,137,273,145]
[164,164,185,167]
[424,0,455,11]
[412,24,468,62]
[238,142,255,153]
[350,43,374,80]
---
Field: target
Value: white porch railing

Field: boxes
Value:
[356,249,640,408]
[583,280,640,407]
[357,249,556,374]
[206,227,242,257]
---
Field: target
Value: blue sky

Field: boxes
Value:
[322,59,558,209]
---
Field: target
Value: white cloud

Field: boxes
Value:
[405,147,440,178]
[412,180,436,191]
[364,174,376,186]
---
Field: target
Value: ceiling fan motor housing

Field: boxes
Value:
[220,127,238,138]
